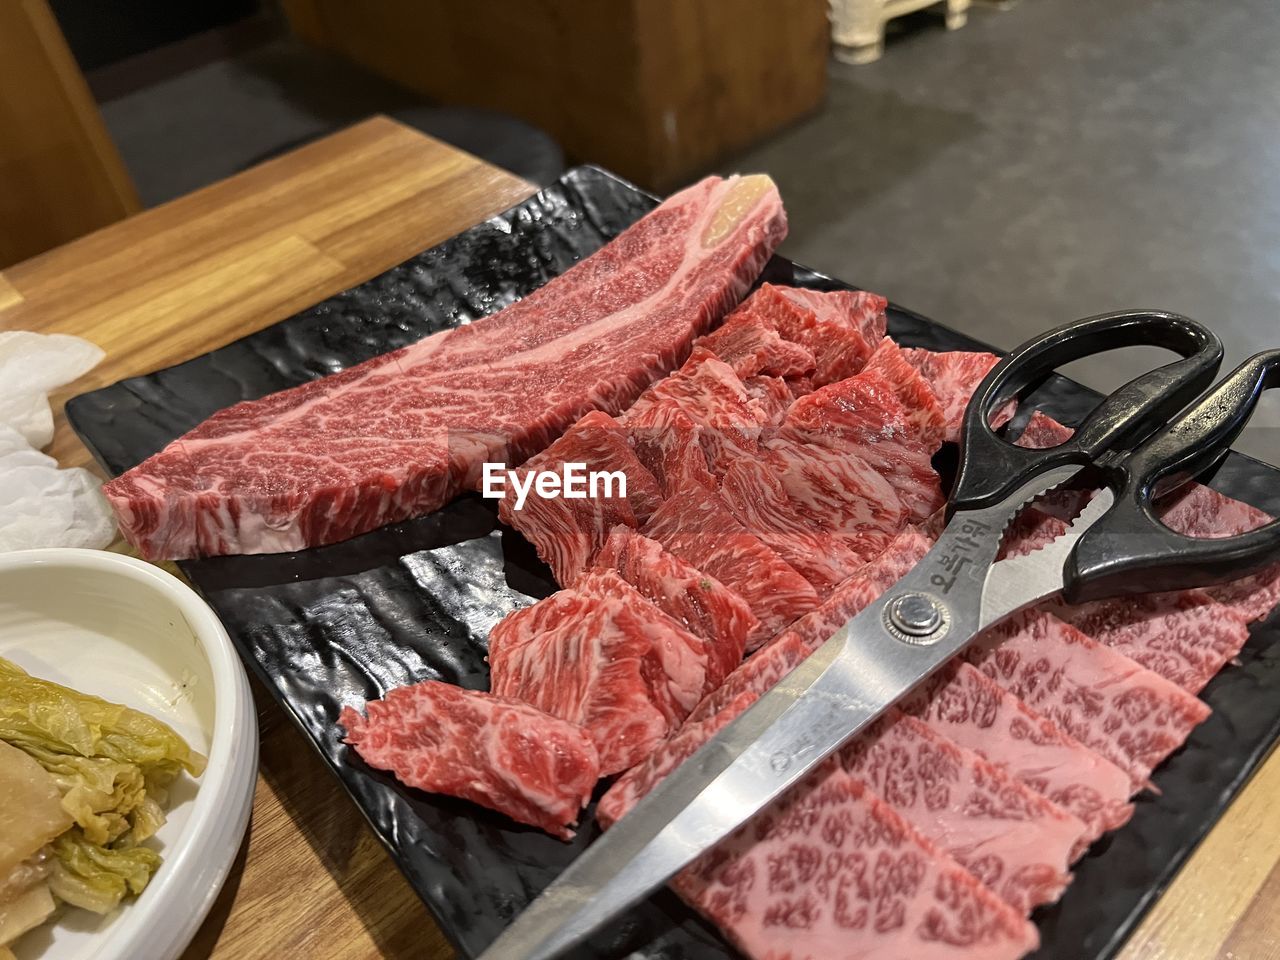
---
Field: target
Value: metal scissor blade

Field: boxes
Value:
[977,485,1116,629]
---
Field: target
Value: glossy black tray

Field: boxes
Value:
[67,166,1280,960]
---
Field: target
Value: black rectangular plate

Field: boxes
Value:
[68,166,1280,960]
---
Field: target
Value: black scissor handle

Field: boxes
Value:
[952,310,1223,512]
[1065,350,1280,603]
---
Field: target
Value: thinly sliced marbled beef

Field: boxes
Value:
[340,681,598,840]
[841,709,1086,913]
[1061,589,1250,695]
[967,611,1211,788]
[901,662,1135,849]
[497,410,662,584]
[106,174,786,560]
[674,760,1039,960]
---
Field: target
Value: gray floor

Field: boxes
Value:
[99,0,1280,462]
[724,0,1280,462]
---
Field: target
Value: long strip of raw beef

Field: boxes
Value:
[840,709,1086,913]
[590,526,756,692]
[901,662,1135,849]
[1061,589,1250,694]
[497,411,663,584]
[966,610,1211,788]
[104,174,787,560]
[673,760,1039,960]
[339,681,599,840]
[488,569,708,775]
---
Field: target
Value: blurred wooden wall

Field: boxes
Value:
[280,0,829,192]
[0,0,140,269]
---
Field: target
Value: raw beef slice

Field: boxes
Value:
[105,174,787,560]
[488,569,707,775]
[591,525,756,691]
[1158,482,1280,621]
[644,481,820,648]
[779,340,946,521]
[734,284,878,387]
[339,681,598,840]
[675,761,1039,960]
[902,662,1135,848]
[497,410,662,585]
[1061,589,1250,695]
[841,710,1086,913]
[968,610,1211,787]
[902,349,1017,444]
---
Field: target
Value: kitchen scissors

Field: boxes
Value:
[479,310,1280,960]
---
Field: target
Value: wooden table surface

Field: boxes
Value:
[1,115,1276,960]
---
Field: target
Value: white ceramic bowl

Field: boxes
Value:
[0,548,257,960]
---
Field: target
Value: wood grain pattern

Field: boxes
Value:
[0,115,1275,960]
[0,0,140,268]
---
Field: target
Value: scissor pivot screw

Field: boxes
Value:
[887,593,943,638]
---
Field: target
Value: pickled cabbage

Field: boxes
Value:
[0,656,205,915]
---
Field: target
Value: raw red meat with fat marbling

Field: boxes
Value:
[623,405,717,497]
[902,349,1018,444]
[966,610,1211,788]
[693,306,817,379]
[339,681,598,840]
[1061,589,1250,695]
[644,481,820,648]
[779,339,946,521]
[488,569,708,775]
[742,375,795,426]
[717,456,881,593]
[774,286,889,344]
[104,174,786,560]
[733,284,878,387]
[622,348,771,473]
[901,662,1135,849]
[1158,482,1280,621]
[591,525,756,692]
[840,709,1086,913]
[497,410,662,585]
[673,760,1039,960]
